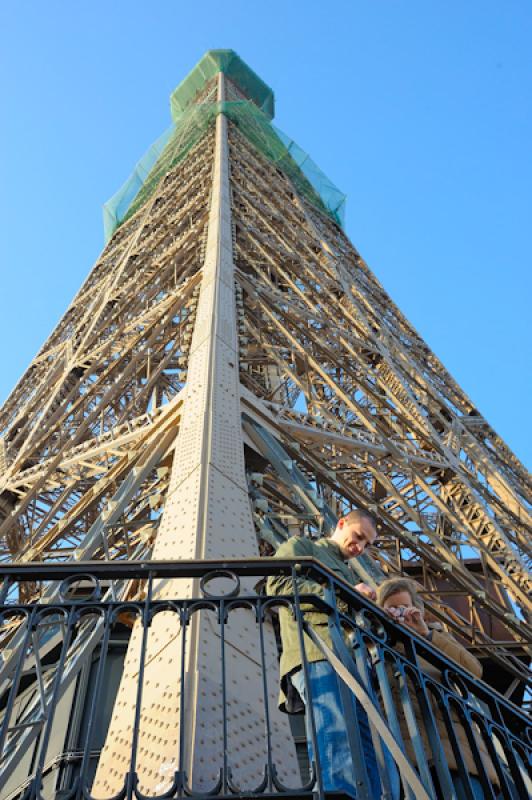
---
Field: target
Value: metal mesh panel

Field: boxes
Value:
[103,102,345,241]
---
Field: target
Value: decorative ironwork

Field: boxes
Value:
[0,560,529,799]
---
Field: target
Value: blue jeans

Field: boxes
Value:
[292,660,397,798]
[452,774,500,800]
[468,777,490,800]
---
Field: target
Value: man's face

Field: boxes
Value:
[335,518,377,559]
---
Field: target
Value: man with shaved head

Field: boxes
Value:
[267,509,383,798]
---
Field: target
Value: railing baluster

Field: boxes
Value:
[0,607,37,763]
[257,597,275,792]
[323,583,373,800]
[219,598,229,794]
[126,571,153,799]
[177,602,187,796]
[31,606,76,799]
[352,635,402,800]
[291,565,325,799]
[396,664,439,799]
[371,650,415,799]
[78,606,112,799]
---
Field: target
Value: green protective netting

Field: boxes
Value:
[170,49,274,120]
[103,101,218,241]
[222,101,346,227]
[103,100,346,241]
[103,125,175,242]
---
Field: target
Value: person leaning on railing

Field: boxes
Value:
[266,509,387,799]
[376,577,500,800]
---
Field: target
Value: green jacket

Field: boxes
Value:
[266,536,360,712]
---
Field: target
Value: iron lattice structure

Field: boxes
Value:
[0,49,530,797]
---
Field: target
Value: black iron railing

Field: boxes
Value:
[0,559,530,800]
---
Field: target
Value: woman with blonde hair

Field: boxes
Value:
[376,577,500,799]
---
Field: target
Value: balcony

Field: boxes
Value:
[0,559,530,800]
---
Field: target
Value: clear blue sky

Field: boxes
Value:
[1,1,530,467]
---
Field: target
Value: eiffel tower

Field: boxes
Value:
[0,50,530,799]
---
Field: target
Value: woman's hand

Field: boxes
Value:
[385,605,430,637]
[401,606,430,637]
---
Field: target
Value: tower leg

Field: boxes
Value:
[93,83,297,796]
